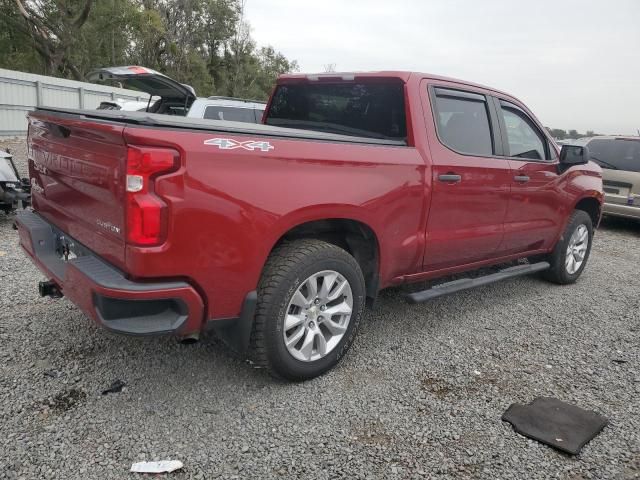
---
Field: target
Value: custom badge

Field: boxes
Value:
[204,138,274,152]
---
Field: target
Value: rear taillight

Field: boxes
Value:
[126,146,179,246]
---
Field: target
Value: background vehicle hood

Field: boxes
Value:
[87,66,196,103]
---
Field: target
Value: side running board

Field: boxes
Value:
[405,262,550,304]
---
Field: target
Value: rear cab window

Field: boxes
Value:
[587,138,640,172]
[264,81,407,142]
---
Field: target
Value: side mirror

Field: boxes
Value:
[559,145,589,171]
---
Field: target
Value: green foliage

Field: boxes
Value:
[546,127,601,140]
[549,128,568,140]
[0,2,42,72]
[0,0,297,99]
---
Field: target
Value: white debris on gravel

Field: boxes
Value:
[130,460,183,473]
[1,137,639,479]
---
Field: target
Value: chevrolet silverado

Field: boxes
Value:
[17,71,603,380]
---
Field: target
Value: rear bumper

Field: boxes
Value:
[603,201,640,220]
[16,210,205,335]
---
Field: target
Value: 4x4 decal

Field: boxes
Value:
[204,138,274,152]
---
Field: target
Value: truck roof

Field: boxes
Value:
[277,71,514,100]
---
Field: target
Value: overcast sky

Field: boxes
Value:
[245,0,639,135]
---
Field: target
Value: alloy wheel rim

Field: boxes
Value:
[565,224,589,274]
[283,270,353,362]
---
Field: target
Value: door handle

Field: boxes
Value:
[514,175,530,183]
[438,174,462,183]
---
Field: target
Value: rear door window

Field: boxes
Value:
[264,82,407,141]
[432,88,494,156]
[499,102,547,160]
[587,138,640,172]
[204,106,257,123]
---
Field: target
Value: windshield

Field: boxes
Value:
[588,138,640,172]
[265,81,407,141]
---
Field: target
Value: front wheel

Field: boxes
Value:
[542,210,594,284]
[250,239,365,380]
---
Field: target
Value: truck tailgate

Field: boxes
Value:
[28,111,127,269]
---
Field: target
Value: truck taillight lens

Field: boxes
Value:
[126,146,179,246]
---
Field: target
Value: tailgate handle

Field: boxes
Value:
[44,122,71,138]
[438,173,462,183]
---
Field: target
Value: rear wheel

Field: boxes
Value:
[250,239,365,380]
[542,210,593,284]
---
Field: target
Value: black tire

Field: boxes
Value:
[542,210,594,284]
[250,239,365,381]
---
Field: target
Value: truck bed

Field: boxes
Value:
[36,107,407,146]
[25,106,424,322]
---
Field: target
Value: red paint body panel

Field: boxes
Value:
[503,159,564,254]
[28,116,128,270]
[418,79,511,270]
[17,215,204,334]
[121,126,425,319]
[20,71,603,335]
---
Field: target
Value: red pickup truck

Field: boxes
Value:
[17,71,603,380]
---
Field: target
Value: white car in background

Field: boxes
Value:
[97,99,152,112]
[186,96,266,123]
[88,66,196,116]
[89,66,265,123]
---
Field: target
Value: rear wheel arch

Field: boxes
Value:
[266,218,381,301]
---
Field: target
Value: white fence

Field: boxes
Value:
[0,68,147,136]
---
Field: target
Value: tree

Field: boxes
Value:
[0,0,297,99]
[210,0,297,99]
[0,1,41,72]
[74,0,144,74]
[549,128,567,140]
[547,128,603,139]
[11,0,94,79]
[251,46,298,98]
[201,0,242,91]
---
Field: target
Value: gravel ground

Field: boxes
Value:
[1,137,639,479]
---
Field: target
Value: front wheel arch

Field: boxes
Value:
[574,196,602,228]
[542,209,594,284]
